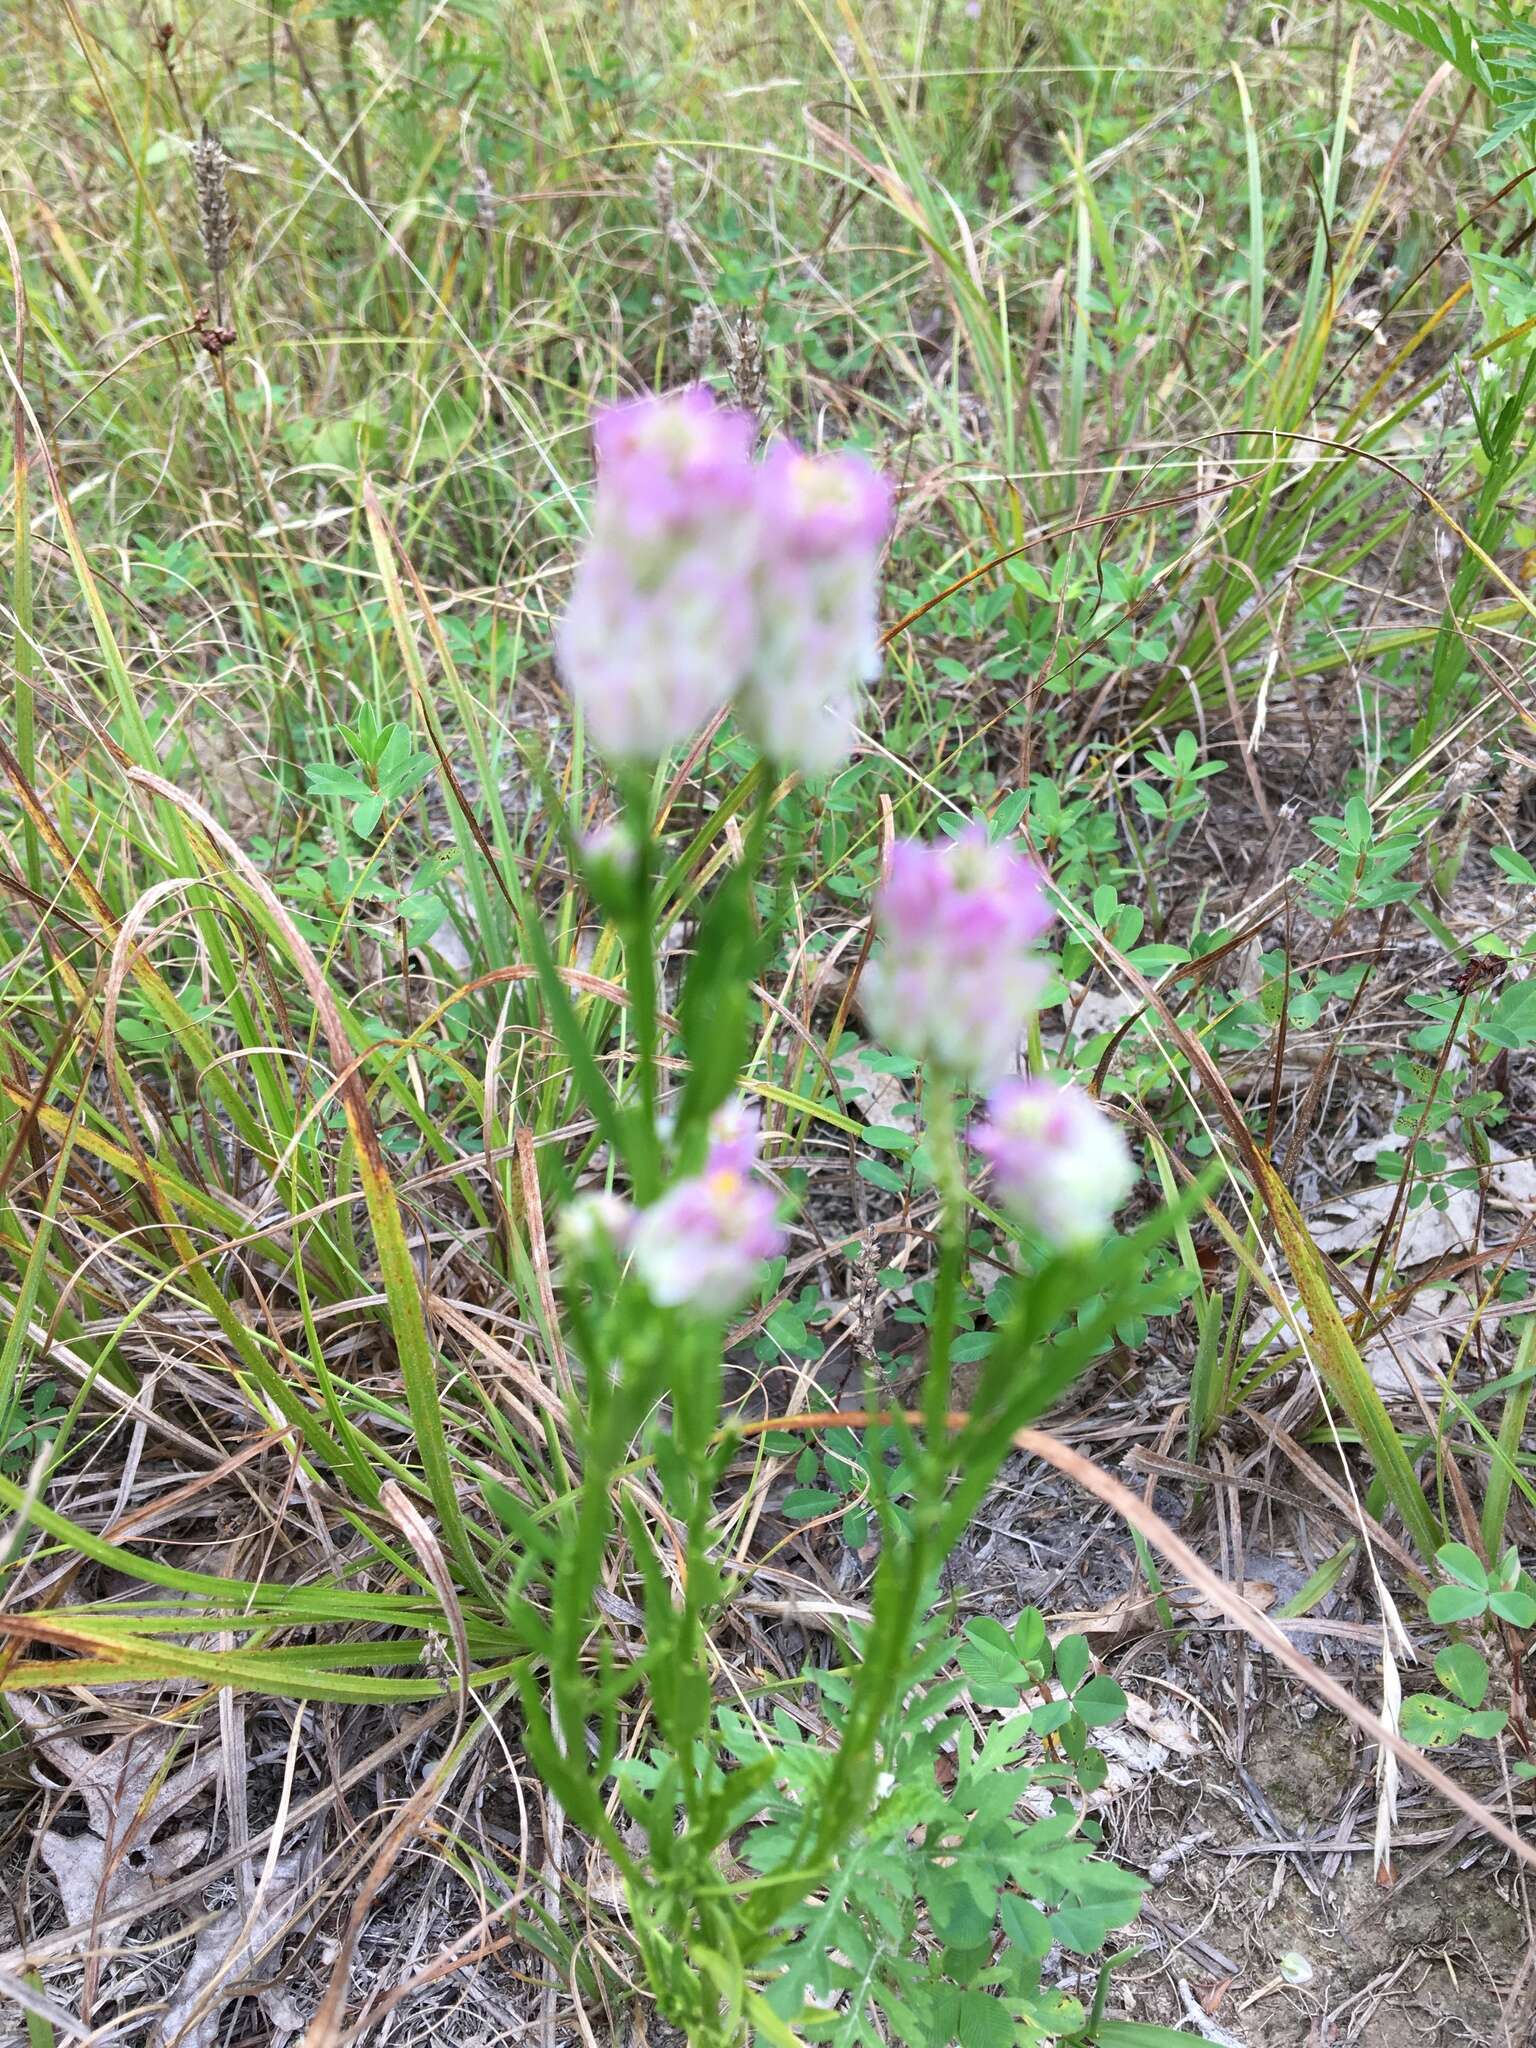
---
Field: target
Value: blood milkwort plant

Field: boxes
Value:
[510,390,1193,2046]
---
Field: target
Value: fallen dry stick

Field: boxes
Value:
[735,1408,1534,1871]
[1012,1424,1533,1869]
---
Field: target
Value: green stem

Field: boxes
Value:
[921,1070,968,1453]
[1482,1318,1536,1559]
[742,1072,973,1952]
[620,768,663,1202]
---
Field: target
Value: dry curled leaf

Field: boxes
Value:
[12,1698,219,1832]
[40,1822,208,1927]
[1247,1288,1461,1404]
[151,1844,313,2048]
[1360,1287,1455,1400]
[1051,1578,1275,1649]
[1308,1180,1479,1267]
[1350,1133,1536,1208]
[835,1045,910,1127]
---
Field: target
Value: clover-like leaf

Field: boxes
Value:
[959,1616,1028,1709]
[1051,1897,1139,1955]
[1014,1607,1048,1673]
[1073,1673,1129,1728]
[305,764,374,800]
[998,1893,1052,1960]
[1075,1745,1110,1794]
[1029,1697,1075,1737]
[1427,1583,1486,1624]
[1436,1542,1489,1591]
[1400,1693,1471,1747]
[1434,1641,1489,1709]
[1465,1708,1509,1739]
[1054,1633,1091,1695]
[925,1861,997,1947]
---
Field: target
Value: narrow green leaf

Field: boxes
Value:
[1256,1163,1441,1562]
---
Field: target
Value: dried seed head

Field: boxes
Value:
[1493,747,1531,845]
[687,302,713,377]
[469,164,496,236]
[651,152,675,239]
[728,308,765,428]
[192,125,234,285]
[422,1631,454,1688]
[1442,743,1491,811]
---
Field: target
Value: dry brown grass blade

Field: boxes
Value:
[1202,594,1273,827]
[0,1967,90,2042]
[0,1702,458,1978]
[299,1503,471,2048]
[361,476,521,917]
[0,1314,219,1468]
[0,1611,132,1660]
[395,962,679,1047]
[1067,886,1446,1561]
[122,765,479,1582]
[515,1124,570,1396]
[1237,1406,1425,1586]
[380,1479,471,1713]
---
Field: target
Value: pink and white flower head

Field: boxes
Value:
[860,828,1054,1081]
[591,390,758,546]
[970,1080,1136,1250]
[555,389,760,764]
[736,442,893,778]
[629,1131,786,1316]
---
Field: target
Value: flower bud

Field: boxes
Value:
[558,1190,634,1264]
[579,816,645,912]
[705,1092,764,1172]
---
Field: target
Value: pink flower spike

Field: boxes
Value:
[735,442,893,779]
[971,1080,1136,1250]
[859,828,1054,1081]
[629,1153,785,1316]
[555,388,760,764]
